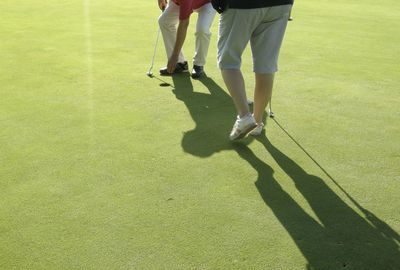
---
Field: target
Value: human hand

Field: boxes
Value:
[158,0,167,11]
[167,54,178,74]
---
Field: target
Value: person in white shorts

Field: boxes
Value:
[158,0,216,79]
[216,1,293,140]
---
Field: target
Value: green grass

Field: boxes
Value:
[1,0,399,269]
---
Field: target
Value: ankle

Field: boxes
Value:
[251,113,262,124]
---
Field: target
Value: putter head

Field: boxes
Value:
[269,111,275,118]
[267,109,275,118]
[146,71,153,78]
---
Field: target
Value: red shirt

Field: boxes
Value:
[172,0,211,20]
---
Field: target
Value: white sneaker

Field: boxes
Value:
[229,114,257,141]
[250,122,264,136]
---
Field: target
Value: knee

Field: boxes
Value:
[158,13,172,28]
[158,15,178,32]
[195,26,211,37]
[158,14,166,27]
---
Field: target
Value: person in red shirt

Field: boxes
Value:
[158,0,216,78]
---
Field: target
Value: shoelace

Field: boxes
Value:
[232,118,241,133]
[233,120,240,130]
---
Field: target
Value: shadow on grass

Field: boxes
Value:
[234,136,400,270]
[170,74,399,269]
[171,73,252,157]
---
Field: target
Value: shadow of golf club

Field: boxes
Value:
[233,135,400,269]
[146,73,173,87]
[271,115,400,244]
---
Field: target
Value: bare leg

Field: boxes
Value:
[221,69,250,117]
[253,73,274,124]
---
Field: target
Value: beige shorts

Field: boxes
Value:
[217,5,292,73]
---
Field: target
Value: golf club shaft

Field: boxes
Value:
[148,27,161,75]
[270,99,272,113]
[269,97,274,117]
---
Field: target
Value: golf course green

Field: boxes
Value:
[1,0,399,269]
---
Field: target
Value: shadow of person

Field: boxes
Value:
[171,74,252,157]
[234,137,400,270]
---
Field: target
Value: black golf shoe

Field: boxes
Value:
[191,65,204,79]
[159,61,188,75]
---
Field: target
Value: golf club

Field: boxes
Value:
[268,99,274,118]
[247,99,274,117]
[147,26,161,78]
[147,8,165,78]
